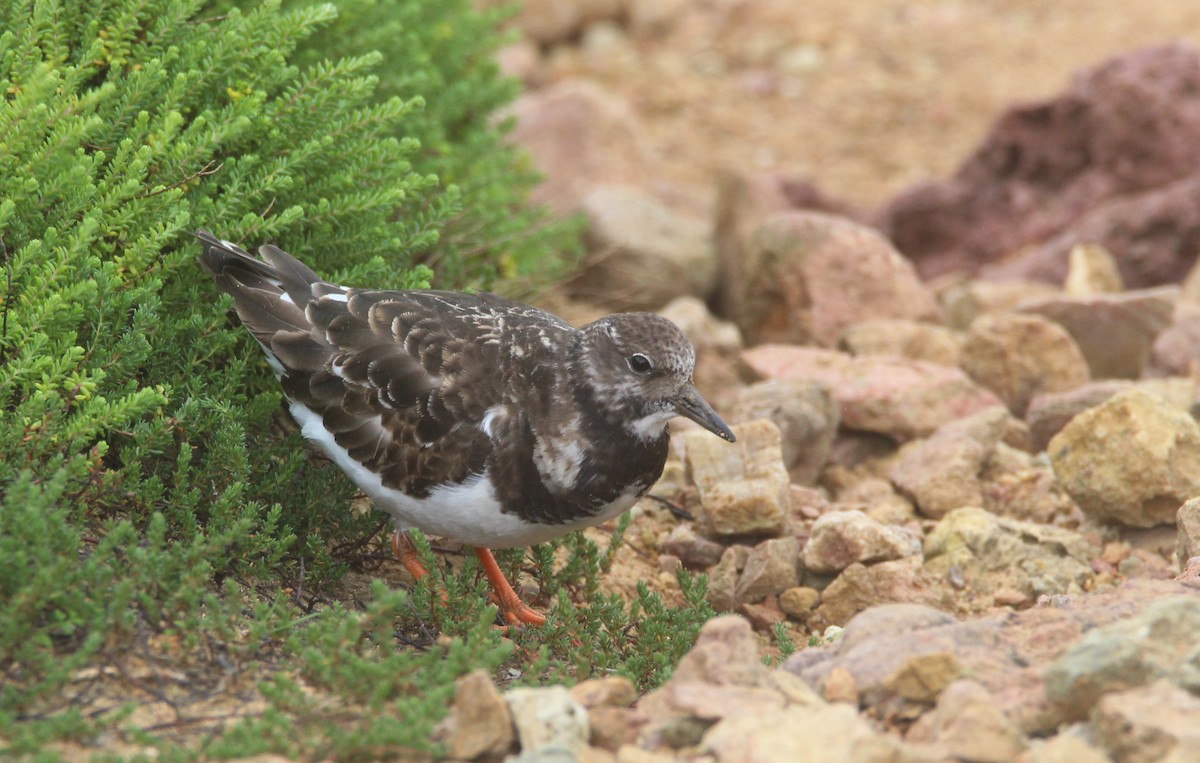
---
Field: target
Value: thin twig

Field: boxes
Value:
[137,160,223,199]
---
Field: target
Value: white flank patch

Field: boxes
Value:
[532,435,584,493]
[479,404,505,439]
[627,408,675,442]
[323,292,348,303]
[289,402,613,547]
[278,292,295,306]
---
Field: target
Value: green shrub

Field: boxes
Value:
[0,0,707,757]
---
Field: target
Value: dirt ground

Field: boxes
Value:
[542,0,1200,209]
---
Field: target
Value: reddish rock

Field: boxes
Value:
[742,346,1004,442]
[802,511,919,575]
[987,175,1200,287]
[714,171,862,333]
[508,80,660,216]
[719,211,942,347]
[877,44,1200,282]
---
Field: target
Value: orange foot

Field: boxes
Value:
[390,530,545,627]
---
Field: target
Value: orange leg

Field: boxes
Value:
[391,530,545,627]
[391,529,432,581]
[473,547,546,627]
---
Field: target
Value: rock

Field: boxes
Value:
[1016,287,1178,379]
[787,604,996,708]
[923,508,1096,603]
[1178,498,1200,572]
[587,707,640,752]
[706,546,744,612]
[881,653,965,704]
[505,686,589,758]
[721,211,941,347]
[906,680,1028,763]
[801,511,919,575]
[728,380,839,483]
[736,537,800,603]
[790,579,1200,738]
[622,0,687,36]
[1044,597,1200,721]
[1048,390,1200,527]
[877,43,1200,282]
[981,464,1081,526]
[684,419,790,538]
[1017,733,1112,763]
[701,704,920,763]
[814,558,941,627]
[570,185,716,310]
[1152,302,1200,375]
[1064,243,1124,297]
[960,313,1090,417]
[991,174,1200,289]
[496,40,541,85]
[890,407,1009,519]
[938,279,1062,332]
[741,346,1004,441]
[739,599,787,631]
[778,586,821,619]
[571,676,637,709]
[657,296,745,406]
[486,0,622,46]
[508,81,659,216]
[838,319,962,367]
[661,524,726,569]
[435,670,515,761]
[657,296,742,355]
[637,615,809,740]
[1090,680,1200,763]
[838,477,918,526]
[1025,377,1197,451]
[714,171,862,335]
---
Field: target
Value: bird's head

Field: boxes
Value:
[573,313,735,444]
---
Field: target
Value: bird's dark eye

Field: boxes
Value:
[627,353,653,374]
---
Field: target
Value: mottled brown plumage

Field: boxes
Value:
[196,230,734,624]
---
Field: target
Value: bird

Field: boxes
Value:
[195,230,735,626]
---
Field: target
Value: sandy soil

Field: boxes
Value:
[543,0,1200,208]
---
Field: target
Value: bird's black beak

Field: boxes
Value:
[673,384,736,442]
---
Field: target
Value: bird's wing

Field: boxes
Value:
[196,231,565,494]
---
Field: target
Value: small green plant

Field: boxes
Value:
[0,0,704,757]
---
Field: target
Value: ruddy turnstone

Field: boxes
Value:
[196,230,735,625]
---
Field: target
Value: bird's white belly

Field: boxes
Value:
[290,403,637,548]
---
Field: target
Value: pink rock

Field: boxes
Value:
[877,43,1200,283]
[508,80,660,216]
[742,346,1004,441]
[718,211,942,347]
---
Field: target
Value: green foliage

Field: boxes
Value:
[0,0,702,757]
